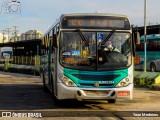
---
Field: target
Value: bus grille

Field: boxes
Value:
[72,74,120,88]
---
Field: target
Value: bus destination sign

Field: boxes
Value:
[62,16,130,30]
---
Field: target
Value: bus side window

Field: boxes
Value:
[53,28,58,48]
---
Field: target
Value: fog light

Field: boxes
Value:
[111,91,116,96]
[77,91,81,96]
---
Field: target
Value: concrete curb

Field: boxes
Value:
[150,84,160,91]
[134,71,159,79]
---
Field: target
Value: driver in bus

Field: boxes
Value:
[104,40,120,53]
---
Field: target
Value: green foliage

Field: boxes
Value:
[134,78,155,88]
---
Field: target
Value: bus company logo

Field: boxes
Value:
[1,112,42,118]
[94,82,99,87]
[2,112,12,117]
[0,0,21,14]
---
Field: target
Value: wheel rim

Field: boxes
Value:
[151,64,156,72]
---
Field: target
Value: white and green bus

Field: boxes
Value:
[0,47,13,62]
[135,34,160,72]
[40,13,138,103]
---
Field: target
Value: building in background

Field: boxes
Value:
[0,30,42,43]
[16,30,42,41]
[0,33,8,43]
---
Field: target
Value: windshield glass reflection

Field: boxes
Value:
[60,31,131,70]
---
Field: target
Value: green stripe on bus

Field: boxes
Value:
[64,68,128,87]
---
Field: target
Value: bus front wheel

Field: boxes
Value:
[150,63,156,72]
[108,99,116,103]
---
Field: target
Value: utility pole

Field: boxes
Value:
[0,30,6,43]
[144,0,147,72]
[12,26,19,42]
[156,22,160,34]
[5,28,12,42]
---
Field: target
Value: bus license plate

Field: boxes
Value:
[118,91,130,96]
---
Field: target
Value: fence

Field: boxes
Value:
[12,55,40,65]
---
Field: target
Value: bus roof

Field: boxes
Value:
[43,13,130,37]
[140,34,160,41]
[61,13,129,18]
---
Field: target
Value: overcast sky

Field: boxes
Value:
[0,0,160,34]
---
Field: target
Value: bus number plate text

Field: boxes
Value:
[118,91,130,96]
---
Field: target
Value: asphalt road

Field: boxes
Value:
[0,71,160,120]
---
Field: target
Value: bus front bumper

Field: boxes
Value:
[75,89,117,100]
[57,83,117,100]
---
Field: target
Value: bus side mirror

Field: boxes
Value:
[136,32,140,44]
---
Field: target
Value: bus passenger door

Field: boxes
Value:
[51,47,57,94]
[50,25,59,97]
[43,54,50,87]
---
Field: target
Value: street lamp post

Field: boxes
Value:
[144,0,147,72]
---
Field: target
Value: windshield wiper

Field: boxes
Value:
[76,29,89,46]
[98,30,115,46]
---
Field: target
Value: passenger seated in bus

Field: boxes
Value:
[103,41,120,53]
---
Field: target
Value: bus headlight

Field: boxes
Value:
[116,78,130,87]
[58,74,76,87]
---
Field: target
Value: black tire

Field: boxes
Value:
[42,73,48,92]
[108,99,116,103]
[50,74,54,94]
[52,94,62,105]
[150,63,156,72]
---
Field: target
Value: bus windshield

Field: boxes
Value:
[60,31,131,70]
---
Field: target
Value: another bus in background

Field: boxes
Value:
[0,47,13,62]
[135,34,160,72]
